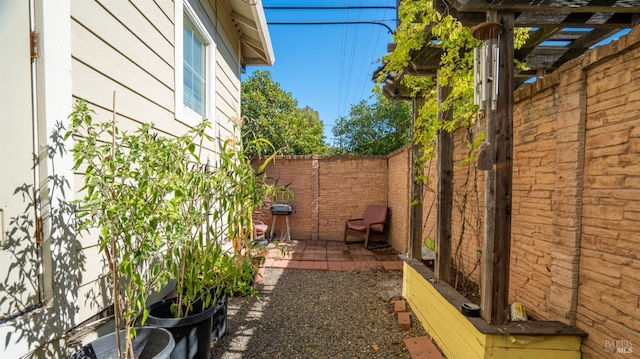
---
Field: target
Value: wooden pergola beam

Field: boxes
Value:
[410,98,426,260]
[516,12,638,28]
[442,0,638,13]
[552,27,623,66]
[516,27,562,58]
[436,0,639,27]
[435,74,453,283]
[377,0,639,327]
[480,11,515,325]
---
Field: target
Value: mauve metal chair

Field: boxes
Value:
[343,205,390,249]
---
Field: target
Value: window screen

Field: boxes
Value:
[183,17,206,116]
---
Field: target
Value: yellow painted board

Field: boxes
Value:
[404,263,487,359]
[405,264,485,342]
[403,263,584,359]
[486,346,582,359]
[405,270,485,351]
[487,334,582,351]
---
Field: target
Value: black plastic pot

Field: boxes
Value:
[211,293,228,340]
[70,326,174,359]
[147,298,218,359]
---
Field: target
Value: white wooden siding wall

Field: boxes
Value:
[70,0,244,323]
[188,0,242,246]
[189,0,242,144]
[71,0,180,322]
[214,0,242,141]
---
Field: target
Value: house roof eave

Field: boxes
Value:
[232,0,275,66]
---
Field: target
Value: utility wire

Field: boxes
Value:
[343,0,363,116]
[337,1,350,126]
[267,21,394,34]
[264,6,396,10]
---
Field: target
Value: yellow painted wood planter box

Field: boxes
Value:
[402,259,587,359]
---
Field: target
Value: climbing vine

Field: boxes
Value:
[383,0,528,164]
[382,1,529,293]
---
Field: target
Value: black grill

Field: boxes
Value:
[270,203,293,215]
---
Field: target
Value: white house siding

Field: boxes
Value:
[2,0,264,356]
[184,0,242,149]
[70,0,184,324]
[70,0,177,127]
[212,0,243,140]
[0,1,75,358]
[70,0,248,324]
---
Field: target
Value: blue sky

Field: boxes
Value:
[242,2,632,147]
[242,1,398,146]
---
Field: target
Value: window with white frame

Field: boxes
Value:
[183,17,205,116]
[176,2,214,125]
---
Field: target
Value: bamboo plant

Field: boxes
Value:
[68,100,291,356]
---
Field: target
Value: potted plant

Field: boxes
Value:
[70,99,290,358]
[67,100,177,358]
[144,122,232,359]
[146,126,291,359]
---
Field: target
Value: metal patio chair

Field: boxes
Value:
[343,205,390,249]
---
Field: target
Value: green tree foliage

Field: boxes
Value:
[241,70,326,155]
[332,88,412,155]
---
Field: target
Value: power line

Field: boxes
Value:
[343,0,363,118]
[264,6,396,10]
[266,21,395,34]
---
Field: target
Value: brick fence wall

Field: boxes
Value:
[493,26,639,359]
[576,30,640,357]
[254,155,396,244]
[438,26,640,359]
[386,146,412,253]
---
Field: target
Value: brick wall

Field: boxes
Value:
[450,128,484,284]
[253,156,316,241]
[318,157,388,240]
[510,79,560,321]
[576,31,640,358]
[414,27,640,355]
[254,155,391,242]
[508,26,640,359]
[254,149,415,253]
[412,25,640,359]
[387,146,412,253]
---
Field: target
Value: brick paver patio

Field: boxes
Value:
[259,239,404,272]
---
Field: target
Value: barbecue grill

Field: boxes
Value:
[270,202,293,242]
[270,203,293,215]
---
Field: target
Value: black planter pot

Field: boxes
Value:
[211,293,228,341]
[147,297,218,359]
[70,326,174,359]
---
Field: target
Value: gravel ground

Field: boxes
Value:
[211,268,429,359]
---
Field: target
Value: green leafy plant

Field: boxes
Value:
[379,1,530,293]
[423,237,436,252]
[160,123,284,317]
[382,0,530,166]
[218,133,292,253]
[67,101,181,358]
[241,70,327,155]
[332,87,412,155]
[68,100,292,352]
[156,119,224,318]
